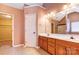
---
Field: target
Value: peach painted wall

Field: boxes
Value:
[0,4,24,45]
[43,3,70,13]
[37,7,46,34]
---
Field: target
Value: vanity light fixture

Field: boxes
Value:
[50,12,56,17]
[63,5,68,10]
[43,11,56,20]
[47,13,50,18]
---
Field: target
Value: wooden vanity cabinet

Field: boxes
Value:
[56,39,73,55]
[70,42,79,55]
[38,36,43,48]
[48,38,56,55]
[56,39,79,55]
[56,39,67,55]
[38,36,48,51]
[38,36,79,55]
[56,45,67,55]
[43,38,48,51]
[64,41,79,55]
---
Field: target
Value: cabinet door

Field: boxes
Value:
[71,48,78,55]
[66,47,72,55]
[70,48,79,55]
[43,39,48,51]
[38,36,48,50]
[56,45,67,55]
[75,49,79,55]
[38,37,43,48]
[66,47,79,55]
[70,42,79,55]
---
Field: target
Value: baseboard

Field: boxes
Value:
[24,44,39,48]
[13,44,25,47]
[35,46,40,48]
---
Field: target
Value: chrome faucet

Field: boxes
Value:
[70,36,74,39]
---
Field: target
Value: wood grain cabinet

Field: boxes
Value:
[56,45,67,55]
[42,38,48,51]
[38,36,48,51]
[74,49,79,55]
[56,39,79,55]
[38,36,79,55]
[66,47,72,55]
[48,38,56,55]
[56,39,67,55]
[70,48,78,55]
[38,36,43,48]
[70,42,79,55]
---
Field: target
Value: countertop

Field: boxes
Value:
[39,33,79,43]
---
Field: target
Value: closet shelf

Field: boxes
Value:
[0,25,12,26]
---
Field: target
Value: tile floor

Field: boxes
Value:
[0,45,49,55]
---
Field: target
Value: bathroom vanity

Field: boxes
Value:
[38,7,79,55]
[38,33,79,55]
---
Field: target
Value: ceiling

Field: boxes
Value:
[4,3,67,10]
[4,3,79,21]
[4,3,43,9]
[4,3,24,9]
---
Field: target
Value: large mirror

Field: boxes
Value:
[50,16,67,34]
[44,4,79,34]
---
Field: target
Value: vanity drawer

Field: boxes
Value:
[48,38,55,43]
[56,39,79,48]
[56,39,72,47]
[39,36,47,40]
[70,42,79,48]
[48,42,55,47]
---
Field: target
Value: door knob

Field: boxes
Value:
[33,32,35,34]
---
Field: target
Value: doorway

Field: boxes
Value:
[0,12,14,47]
[25,13,37,47]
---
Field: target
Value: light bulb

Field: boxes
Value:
[63,5,68,10]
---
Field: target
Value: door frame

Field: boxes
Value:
[0,11,14,47]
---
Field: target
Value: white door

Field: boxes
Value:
[25,13,37,47]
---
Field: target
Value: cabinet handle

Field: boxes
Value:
[66,48,72,55]
[65,48,67,55]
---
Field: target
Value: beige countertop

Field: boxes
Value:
[39,33,79,43]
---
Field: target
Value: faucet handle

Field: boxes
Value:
[70,36,74,39]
